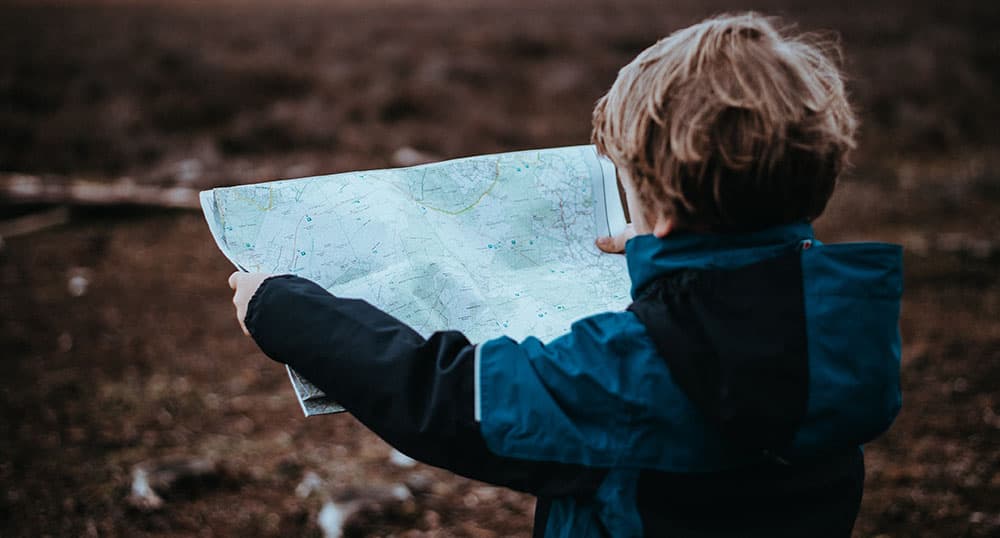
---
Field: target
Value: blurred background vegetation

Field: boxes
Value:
[1,0,997,536]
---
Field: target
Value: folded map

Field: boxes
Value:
[201,145,630,416]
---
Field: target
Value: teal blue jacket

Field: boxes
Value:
[247,222,903,537]
[476,222,902,536]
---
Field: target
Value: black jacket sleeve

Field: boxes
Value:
[244,275,605,497]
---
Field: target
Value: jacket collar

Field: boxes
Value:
[625,222,816,299]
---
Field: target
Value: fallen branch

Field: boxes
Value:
[0,173,200,209]
[0,206,71,240]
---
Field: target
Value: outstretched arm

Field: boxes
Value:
[228,273,605,497]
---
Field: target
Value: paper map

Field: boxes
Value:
[201,145,630,415]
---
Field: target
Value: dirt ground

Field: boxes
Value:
[1,0,998,536]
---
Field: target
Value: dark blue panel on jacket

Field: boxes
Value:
[628,248,810,456]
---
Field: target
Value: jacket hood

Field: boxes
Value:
[624,222,904,456]
[625,222,816,298]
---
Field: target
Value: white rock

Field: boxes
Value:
[389,448,418,468]
[317,501,348,538]
[126,467,164,511]
[296,471,324,498]
[67,274,89,297]
[391,147,439,167]
[124,458,221,511]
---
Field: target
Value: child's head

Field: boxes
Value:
[592,12,858,234]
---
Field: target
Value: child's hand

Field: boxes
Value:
[228,272,274,335]
[595,224,637,254]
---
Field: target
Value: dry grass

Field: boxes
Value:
[1,1,998,536]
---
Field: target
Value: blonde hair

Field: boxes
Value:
[592,12,858,232]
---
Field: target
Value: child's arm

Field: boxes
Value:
[229,273,606,497]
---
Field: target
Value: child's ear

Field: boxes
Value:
[652,216,675,238]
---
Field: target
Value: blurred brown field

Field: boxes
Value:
[1,0,998,536]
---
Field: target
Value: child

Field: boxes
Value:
[229,13,902,537]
